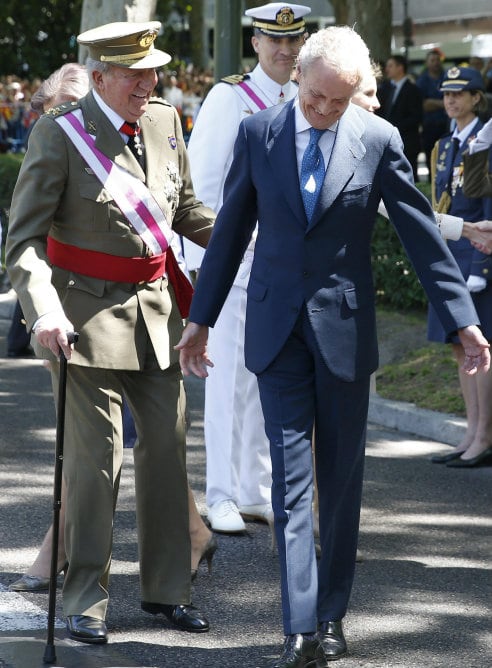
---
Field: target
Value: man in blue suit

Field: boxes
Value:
[177,27,490,668]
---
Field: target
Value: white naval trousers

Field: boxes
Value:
[204,253,272,508]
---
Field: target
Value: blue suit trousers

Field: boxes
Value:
[256,305,369,634]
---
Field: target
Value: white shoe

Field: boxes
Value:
[207,500,246,533]
[238,503,274,525]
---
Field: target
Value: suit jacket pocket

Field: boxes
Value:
[247,277,268,302]
[52,266,105,298]
[337,184,371,207]
[78,182,114,231]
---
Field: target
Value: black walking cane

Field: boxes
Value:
[43,331,78,664]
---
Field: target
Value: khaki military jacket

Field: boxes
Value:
[6,91,215,369]
[463,148,492,198]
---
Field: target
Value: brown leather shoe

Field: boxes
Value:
[318,620,347,660]
[266,633,327,667]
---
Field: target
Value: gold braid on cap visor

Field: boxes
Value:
[441,79,471,88]
[100,48,154,63]
[252,19,305,33]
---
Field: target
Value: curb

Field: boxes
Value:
[368,393,465,447]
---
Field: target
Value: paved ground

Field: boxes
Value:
[0,286,491,668]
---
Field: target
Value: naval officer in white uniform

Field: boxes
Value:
[184,3,311,533]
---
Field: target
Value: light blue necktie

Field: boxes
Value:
[300,127,325,221]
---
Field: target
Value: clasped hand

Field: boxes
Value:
[464,220,492,255]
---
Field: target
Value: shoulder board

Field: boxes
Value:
[44,100,81,118]
[220,74,250,85]
[149,96,172,107]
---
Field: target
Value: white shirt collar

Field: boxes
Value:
[452,117,479,146]
[250,63,293,102]
[91,89,127,133]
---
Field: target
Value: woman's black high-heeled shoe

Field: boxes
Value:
[191,535,218,582]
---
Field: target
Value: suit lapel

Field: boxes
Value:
[267,101,306,227]
[308,104,366,230]
[267,102,367,231]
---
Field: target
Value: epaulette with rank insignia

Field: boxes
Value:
[44,100,81,118]
[149,96,172,107]
[220,74,250,85]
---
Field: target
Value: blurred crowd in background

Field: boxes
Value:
[0,64,216,152]
[1,52,492,154]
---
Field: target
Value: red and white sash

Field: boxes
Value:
[54,109,193,317]
[55,109,178,256]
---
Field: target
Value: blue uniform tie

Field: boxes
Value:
[300,127,325,220]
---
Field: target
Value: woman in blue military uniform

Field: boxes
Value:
[429,66,492,468]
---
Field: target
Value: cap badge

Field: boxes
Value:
[447,67,460,79]
[276,7,295,26]
[139,31,156,48]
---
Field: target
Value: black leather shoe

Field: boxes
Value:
[431,450,463,463]
[66,615,108,644]
[141,602,209,632]
[446,446,492,468]
[266,633,327,668]
[318,620,347,661]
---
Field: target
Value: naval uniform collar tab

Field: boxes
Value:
[253,63,290,102]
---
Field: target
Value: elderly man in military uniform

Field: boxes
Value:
[183,2,311,537]
[6,21,215,644]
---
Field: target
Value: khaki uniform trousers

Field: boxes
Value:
[51,351,190,620]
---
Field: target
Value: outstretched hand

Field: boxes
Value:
[174,322,213,378]
[457,325,491,375]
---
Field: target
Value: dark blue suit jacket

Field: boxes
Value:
[190,100,479,381]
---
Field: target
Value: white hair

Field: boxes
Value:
[85,57,112,85]
[31,63,89,112]
[297,26,371,90]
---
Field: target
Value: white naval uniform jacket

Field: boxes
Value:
[184,63,298,281]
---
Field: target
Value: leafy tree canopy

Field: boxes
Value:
[0,0,83,79]
[0,0,190,79]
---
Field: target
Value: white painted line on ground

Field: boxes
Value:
[0,583,64,630]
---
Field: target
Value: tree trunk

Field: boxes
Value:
[189,0,205,70]
[330,0,350,25]
[79,0,157,63]
[353,0,392,65]
[330,0,392,66]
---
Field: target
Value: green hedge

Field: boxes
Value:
[372,182,432,311]
[0,153,23,210]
